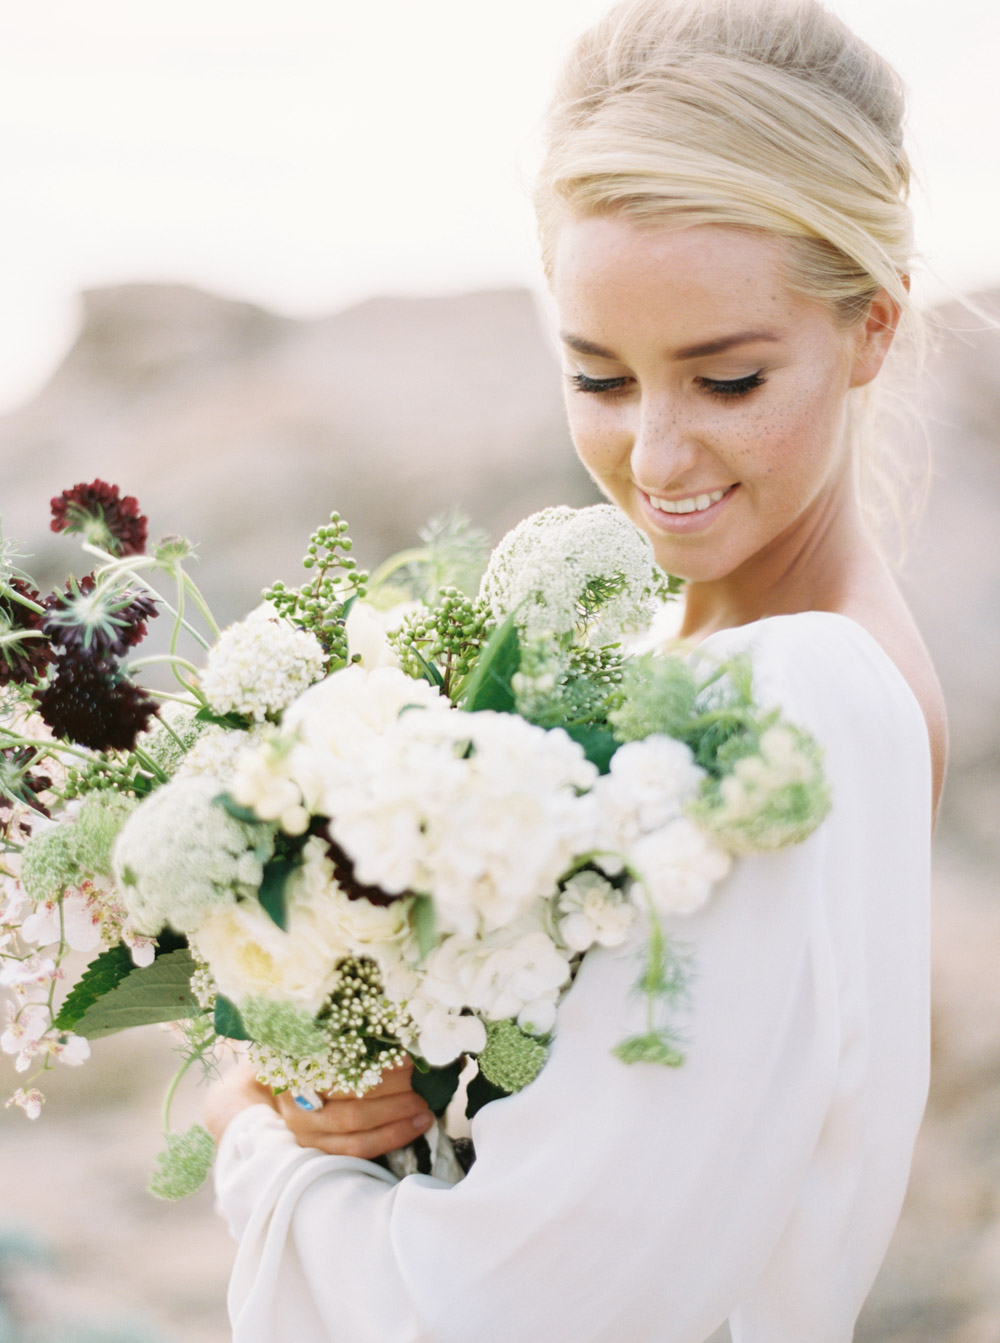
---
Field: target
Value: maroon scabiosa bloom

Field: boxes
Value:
[0,578,54,686]
[42,574,157,658]
[33,648,158,752]
[50,480,148,557]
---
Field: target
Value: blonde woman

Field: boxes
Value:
[206,2,945,1337]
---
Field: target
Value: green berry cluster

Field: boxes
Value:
[389,589,494,697]
[263,513,368,664]
[62,749,157,800]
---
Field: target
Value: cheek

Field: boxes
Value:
[563,394,629,479]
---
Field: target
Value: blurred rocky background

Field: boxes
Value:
[0,283,997,1342]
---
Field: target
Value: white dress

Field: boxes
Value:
[214,612,932,1343]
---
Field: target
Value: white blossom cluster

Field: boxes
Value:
[479,504,668,645]
[112,776,277,934]
[199,603,327,721]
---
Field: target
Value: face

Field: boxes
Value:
[551,216,884,586]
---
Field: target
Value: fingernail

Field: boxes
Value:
[412,1112,433,1130]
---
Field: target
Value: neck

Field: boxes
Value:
[679,471,880,642]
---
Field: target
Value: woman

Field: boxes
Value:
[205,1,945,1337]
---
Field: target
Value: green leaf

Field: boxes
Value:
[409,646,445,689]
[195,706,253,731]
[258,857,295,930]
[212,792,260,825]
[412,895,438,960]
[409,1057,464,1116]
[214,993,251,1041]
[459,615,520,713]
[65,949,200,1039]
[54,943,136,1032]
[564,723,619,775]
[464,1067,510,1121]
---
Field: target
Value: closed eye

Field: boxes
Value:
[566,371,630,395]
[697,371,765,398]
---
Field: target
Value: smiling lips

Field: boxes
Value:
[646,487,731,515]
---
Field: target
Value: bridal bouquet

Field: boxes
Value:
[0,482,830,1197]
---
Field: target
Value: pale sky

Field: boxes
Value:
[0,0,997,413]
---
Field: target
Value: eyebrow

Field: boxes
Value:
[560,330,782,361]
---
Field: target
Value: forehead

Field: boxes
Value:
[551,215,816,345]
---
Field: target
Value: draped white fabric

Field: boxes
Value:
[214,612,932,1343]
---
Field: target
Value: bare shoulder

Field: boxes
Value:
[839,601,948,823]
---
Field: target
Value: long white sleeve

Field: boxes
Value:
[215,612,932,1343]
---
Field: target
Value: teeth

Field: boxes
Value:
[648,488,728,515]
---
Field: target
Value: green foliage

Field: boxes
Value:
[214,993,250,1041]
[147,1124,216,1201]
[613,1032,685,1067]
[609,653,699,743]
[257,856,296,930]
[390,510,491,602]
[458,614,520,713]
[63,948,199,1039]
[409,1056,464,1115]
[263,511,368,664]
[563,724,619,775]
[412,895,438,961]
[54,943,137,1031]
[389,589,493,697]
[211,791,260,825]
[464,1068,510,1121]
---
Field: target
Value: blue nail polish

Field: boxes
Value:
[293,1094,319,1111]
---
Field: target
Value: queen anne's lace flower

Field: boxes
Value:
[200,604,326,722]
[112,776,276,934]
[479,504,670,645]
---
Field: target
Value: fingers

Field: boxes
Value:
[274,1085,430,1137]
[270,1059,435,1159]
[284,1110,435,1160]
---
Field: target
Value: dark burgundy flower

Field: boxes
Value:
[50,480,148,557]
[0,578,54,686]
[33,648,158,752]
[42,574,157,657]
[317,824,406,907]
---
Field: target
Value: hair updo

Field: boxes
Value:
[535,0,924,547]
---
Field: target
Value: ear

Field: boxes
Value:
[848,280,908,389]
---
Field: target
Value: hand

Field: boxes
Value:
[273,1059,434,1159]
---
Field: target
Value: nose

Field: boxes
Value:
[629,396,700,494]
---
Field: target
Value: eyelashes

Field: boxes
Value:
[566,371,766,399]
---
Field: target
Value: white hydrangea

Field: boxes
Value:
[557,870,636,952]
[594,735,705,849]
[235,664,447,825]
[417,911,571,1023]
[175,723,268,786]
[479,504,667,645]
[200,603,327,722]
[324,708,597,934]
[413,1005,487,1068]
[628,817,732,917]
[112,776,275,934]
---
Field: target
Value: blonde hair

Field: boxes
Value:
[535,0,927,553]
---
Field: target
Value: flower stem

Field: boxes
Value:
[160,1033,214,1137]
